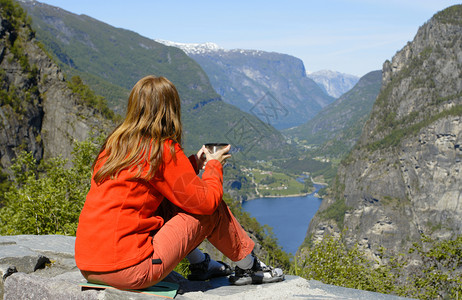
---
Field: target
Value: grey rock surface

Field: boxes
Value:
[0,235,412,299]
[307,70,360,99]
[0,10,113,176]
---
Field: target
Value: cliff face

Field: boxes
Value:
[0,2,112,176]
[305,5,462,258]
[1,8,43,171]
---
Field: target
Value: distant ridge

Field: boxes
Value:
[285,70,381,159]
[156,40,274,57]
[308,70,360,98]
[159,40,335,129]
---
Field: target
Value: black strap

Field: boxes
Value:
[152,258,162,264]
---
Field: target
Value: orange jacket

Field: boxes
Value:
[75,140,223,272]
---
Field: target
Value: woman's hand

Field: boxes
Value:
[195,147,207,170]
[196,144,231,169]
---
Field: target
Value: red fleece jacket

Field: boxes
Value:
[75,140,223,272]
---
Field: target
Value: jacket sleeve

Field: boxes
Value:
[150,142,223,215]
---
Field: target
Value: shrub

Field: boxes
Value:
[297,233,399,293]
[405,235,462,299]
[296,233,462,299]
[0,138,100,235]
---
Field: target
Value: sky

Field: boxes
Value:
[36,0,462,77]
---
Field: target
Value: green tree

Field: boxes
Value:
[0,138,100,235]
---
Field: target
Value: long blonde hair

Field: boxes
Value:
[93,75,183,183]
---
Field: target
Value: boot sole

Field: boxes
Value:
[229,274,285,285]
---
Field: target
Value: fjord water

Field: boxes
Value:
[241,184,324,255]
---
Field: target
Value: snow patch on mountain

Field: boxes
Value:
[156,40,268,57]
[155,40,224,54]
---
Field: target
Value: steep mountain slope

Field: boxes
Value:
[20,0,217,114]
[0,0,112,176]
[307,70,359,98]
[159,41,335,130]
[285,70,381,159]
[304,5,462,259]
[20,1,291,157]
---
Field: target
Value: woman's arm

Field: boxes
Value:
[150,142,224,215]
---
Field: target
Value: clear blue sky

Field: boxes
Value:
[37,0,461,77]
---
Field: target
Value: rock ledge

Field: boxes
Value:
[0,235,411,299]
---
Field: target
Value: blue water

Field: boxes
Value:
[241,184,323,255]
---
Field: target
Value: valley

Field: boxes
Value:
[19,0,363,201]
[2,0,462,297]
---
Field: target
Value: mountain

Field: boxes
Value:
[18,1,217,115]
[0,0,113,179]
[307,70,359,98]
[304,5,462,259]
[285,70,382,159]
[158,41,335,130]
[19,0,292,159]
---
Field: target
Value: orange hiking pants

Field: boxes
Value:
[80,200,255,290]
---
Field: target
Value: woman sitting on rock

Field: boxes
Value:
[74,75,284,289]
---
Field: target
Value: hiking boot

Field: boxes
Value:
[229,255,284,285]
[187,253,232,281]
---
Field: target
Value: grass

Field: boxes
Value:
[249,169,311,197]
